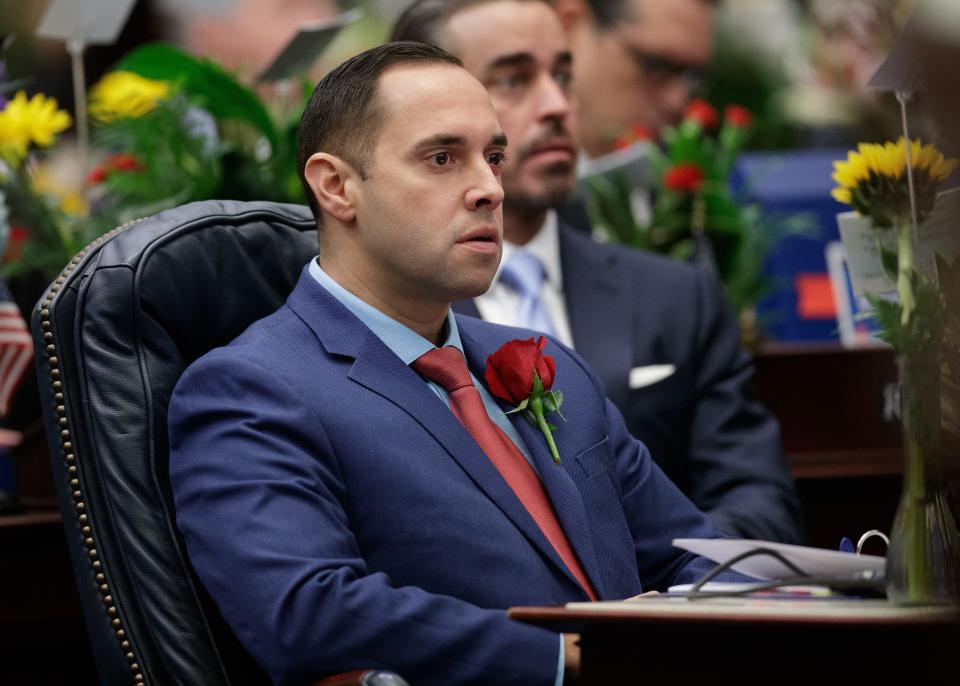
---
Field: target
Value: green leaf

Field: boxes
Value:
[505,397,529,414]
[543,394,557,413]
[117,42,278,148]
[549,390,563,410]
[879,244,898,281]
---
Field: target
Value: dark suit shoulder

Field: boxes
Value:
[559,222,704,290]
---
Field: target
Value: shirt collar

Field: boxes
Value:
[498,209,563,290]
[308,258,462,365]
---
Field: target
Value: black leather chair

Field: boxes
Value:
[32,200,406,686]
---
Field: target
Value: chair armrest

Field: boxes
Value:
[311,670,409,686]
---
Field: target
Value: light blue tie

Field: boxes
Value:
[499,250,557,336]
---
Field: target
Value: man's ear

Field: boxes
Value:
[552,0,589,33]
[304,152,359,224]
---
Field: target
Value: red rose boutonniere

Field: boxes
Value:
[484,336,565,464]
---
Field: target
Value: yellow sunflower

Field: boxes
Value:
[831,137,958,228]
[0,91,72,163]
[89,71,172,123]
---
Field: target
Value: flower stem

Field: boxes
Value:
[530,394,561,464]
[896,216,914,326]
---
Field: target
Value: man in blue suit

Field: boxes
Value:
[169,42,743,686]
[392,0,805,544]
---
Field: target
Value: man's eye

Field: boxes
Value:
[554,71,572,90]
[492,72,528,92]
[433,152,450,166]
[487,152,507,167]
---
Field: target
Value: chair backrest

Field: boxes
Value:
[33,200,318,686]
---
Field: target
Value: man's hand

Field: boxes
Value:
[563,633,581,685]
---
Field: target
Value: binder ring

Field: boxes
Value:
[856,529,889,555]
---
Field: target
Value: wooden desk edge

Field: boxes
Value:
[508,604,960,630]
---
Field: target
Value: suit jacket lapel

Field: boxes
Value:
[559,224,634,408]
[460,321,605,598]
[287,271,581,590]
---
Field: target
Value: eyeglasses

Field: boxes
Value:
[614,34,707,93]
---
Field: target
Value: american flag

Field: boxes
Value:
[0,278,33,416]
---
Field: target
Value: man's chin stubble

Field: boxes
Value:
[503,166,575,220]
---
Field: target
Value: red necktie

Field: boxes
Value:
[413,346,597,600]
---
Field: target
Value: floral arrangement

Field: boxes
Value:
[0,42,309,282]
[832,137,960,605]
[587,99,793,320]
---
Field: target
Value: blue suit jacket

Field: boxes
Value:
[456,223,805,543]
[169,268,729,686]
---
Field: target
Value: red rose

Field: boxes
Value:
[724,104,752,128]
[663,162,705,193]
[613,123,653,150]
[87,166,108,185]
[108,153,143,172]
[484,336,556,405]
[88,153,143,185]
[683,99,718,129]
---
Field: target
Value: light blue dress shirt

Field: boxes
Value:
[307,259,566,684]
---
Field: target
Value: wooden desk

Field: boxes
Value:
[753,343,904,548]
[511,601,960,681]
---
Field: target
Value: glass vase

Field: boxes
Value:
[885,353,960,605]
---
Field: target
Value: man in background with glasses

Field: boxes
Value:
[554,0,714,156]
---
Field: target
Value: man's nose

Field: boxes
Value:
[537,74,571,123]
[465,161,505,211]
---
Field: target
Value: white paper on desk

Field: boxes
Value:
[673,538,885,580]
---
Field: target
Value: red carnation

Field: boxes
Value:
[724,104,753,128]
[683,99,718,129]
[663,162,705,193]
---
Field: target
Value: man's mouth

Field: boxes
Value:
[457,227,500,254]
[524,140,575,164]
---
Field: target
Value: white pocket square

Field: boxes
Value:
[628,364,676,389]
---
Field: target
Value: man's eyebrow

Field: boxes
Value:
[489,133,508,148]
[486,51,572,74]
[411,133,507,150]
[413,134,468,150]
[486,52,535,71]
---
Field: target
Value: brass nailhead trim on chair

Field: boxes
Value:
[40,218,146,685]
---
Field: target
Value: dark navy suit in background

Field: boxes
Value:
[169,267,733,686]
[456,222,805,543]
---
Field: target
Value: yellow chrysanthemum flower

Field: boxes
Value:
[0,91,72,162]
[89,71,171,123]
[0,113,28,163]
[831,137,958,228]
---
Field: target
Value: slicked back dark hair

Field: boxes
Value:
[391,0,547,47]
[296,40,462,223]
[585,0,718,31]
